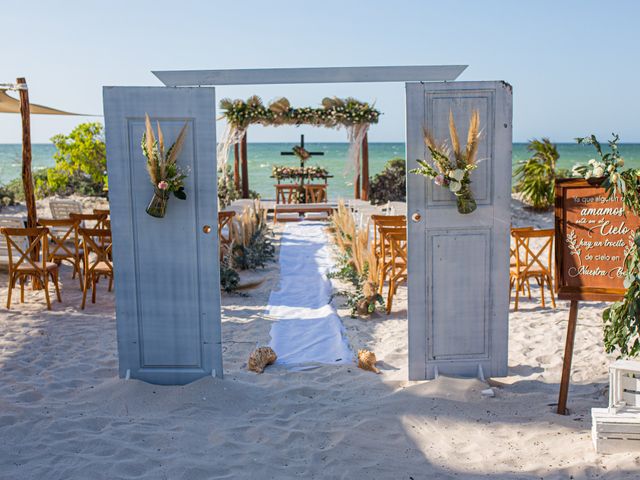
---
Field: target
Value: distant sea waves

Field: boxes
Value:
[2,142,640,200]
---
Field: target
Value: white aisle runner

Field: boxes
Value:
[268,221,353,367]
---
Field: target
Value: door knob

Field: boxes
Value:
[203,225,212,234]
[411,212,422,223]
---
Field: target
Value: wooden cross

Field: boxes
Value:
[280,134,324,167]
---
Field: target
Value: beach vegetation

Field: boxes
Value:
[39,122,108,197]
[368,157,406,205]
[232,205,275,270]
[328,201,384,316]
[512,138,559,211]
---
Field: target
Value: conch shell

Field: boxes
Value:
[357,349,380,374]
[248,347,277,374]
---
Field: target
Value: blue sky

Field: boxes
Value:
[1,0,639,143]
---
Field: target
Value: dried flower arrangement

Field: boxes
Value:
[141,114,189,218]
[328,201,384,317]
[410,110,481,214]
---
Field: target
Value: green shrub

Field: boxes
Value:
[512,138,559,210]
[34,122,107,198]
[220,253,240,292]
[368,157,406,205]
[233,224,275,270]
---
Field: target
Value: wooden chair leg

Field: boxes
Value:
[92,277,97,304]
[547,275,556,308]
[539,276,546,309]
[386,278,394,314]
[43,273,51,310]
[514,277,521,311]
[81,272,90,309]
[7,273,14,309]
[526,280,532,298]
[108,275,113,292]
[20,277,25,303]
[76,259,84,289]
[52,271,62,302]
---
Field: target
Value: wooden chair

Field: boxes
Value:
[385,230,407,314]
[371,215,406,293]
[510,226,534,298]
[50,199,82,219]
[79,227,113,309]
[218,211,236,258]
[0,216,26,268]
[38,218,83,289]
[1,226,61,310]
[304,184,327,203]
[69,212,108,229]
[275,184,299,204]
[93,209,110,229]
[510,228,556,311]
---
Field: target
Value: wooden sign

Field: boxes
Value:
[555,178,640,302]
[554,178,640,414]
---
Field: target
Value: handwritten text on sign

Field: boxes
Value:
[563,187,639,289]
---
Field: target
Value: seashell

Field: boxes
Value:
[248,347,277,374]
[357,349,380,374]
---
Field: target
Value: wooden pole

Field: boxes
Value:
[557,300,579,415]
[361,133,369,201]
[233,142,240,192]
[17,77,42,290]
[240,132,249,198]
[17,78,36,229]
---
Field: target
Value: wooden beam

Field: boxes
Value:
[17,78,36,229]
[233,142,240,192]
[354,168,360,200]
[153,65,468,87]
[361,133,369,201]
[240,133,249,198]
[557,300,580,415]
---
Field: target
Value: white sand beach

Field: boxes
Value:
[0,197,639,479]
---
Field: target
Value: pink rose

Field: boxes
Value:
[157,181,169,190]
[434,174,445,186]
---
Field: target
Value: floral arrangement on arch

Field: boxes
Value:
[219,96,380,129]
[272,165,329,181]
[410,110,481,214]
[141,114,189,218]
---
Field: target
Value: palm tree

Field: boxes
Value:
[513,138,560,210]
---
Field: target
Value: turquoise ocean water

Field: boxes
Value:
[2,142,640,200]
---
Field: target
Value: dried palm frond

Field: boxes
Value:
[465,110,481,165]
[144,114,158,182]
[219,98,234,111]
[246,95,263,108]
[449,110,462,165]
[166,122,189,165]
[268,97,290,114]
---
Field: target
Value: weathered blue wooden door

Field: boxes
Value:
[103,87,222,385]
[406,81,513,380]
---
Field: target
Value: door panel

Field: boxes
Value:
[103,87,222,385]
[407,81,512,380]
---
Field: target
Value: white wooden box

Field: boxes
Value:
[609,360,640,412]
[592,408,640,454]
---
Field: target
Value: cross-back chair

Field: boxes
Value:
[218,211,236,258]
[385,229,408,314]
[69,212,108,229]
[304,184,328,203]
[371,215,406,293]
[1,226,61,310]
[0,216,26,268]
[78,227,113,309]
[38,218,83,288]
[510,228,556,311]
[510,226,534,299]
[92,209,110,229]
[49,199,82,219]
